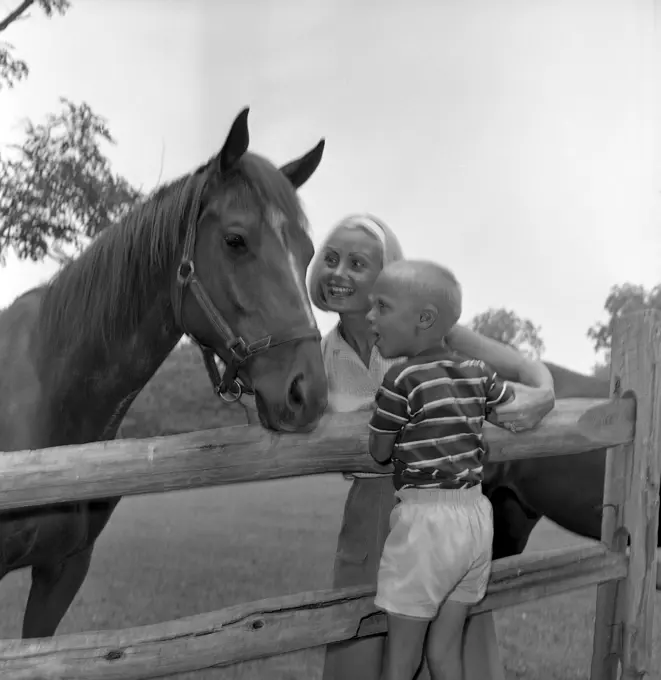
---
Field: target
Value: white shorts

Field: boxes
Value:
[374,484,494,620]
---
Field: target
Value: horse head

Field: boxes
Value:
[172,107,328,432]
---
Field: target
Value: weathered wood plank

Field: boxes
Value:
[614,312,661,680]
[0,544,627,680]
[590,324,635,679]
[0,397,634,510]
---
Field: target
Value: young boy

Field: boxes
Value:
[366,259,516,680]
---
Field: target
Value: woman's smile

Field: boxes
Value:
[326,284,355,298]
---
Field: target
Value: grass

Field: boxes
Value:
[1,346,659,679]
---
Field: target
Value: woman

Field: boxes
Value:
[308,213,555,680]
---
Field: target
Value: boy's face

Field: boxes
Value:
[367,273,418,358]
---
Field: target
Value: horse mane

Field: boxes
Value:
[36,171,201,355]
[34,151,308,356]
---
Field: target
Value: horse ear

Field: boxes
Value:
[279,139,325,189]
[218,107,250,172]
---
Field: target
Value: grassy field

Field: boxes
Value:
[1,344,659,678]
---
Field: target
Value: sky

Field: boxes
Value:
[0,0,660,374]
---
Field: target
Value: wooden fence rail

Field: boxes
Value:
[0,309,659,680]
[0,397,635,511]
[0,544,629,680]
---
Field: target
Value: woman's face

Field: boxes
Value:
[317,226,383,313]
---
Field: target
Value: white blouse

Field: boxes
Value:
[321,324,406,479]
[322,324,404,413]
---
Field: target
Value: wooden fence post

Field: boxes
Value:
[591,313,635,680]
[591,310,661,679]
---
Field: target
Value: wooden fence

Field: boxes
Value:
[0,309,659,680]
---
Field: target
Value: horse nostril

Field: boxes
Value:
[288,373,305,410]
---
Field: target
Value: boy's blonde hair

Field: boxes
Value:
[307,213,404,312]
[382,259,462,335]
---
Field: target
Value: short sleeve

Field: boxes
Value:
[368,370,410,434]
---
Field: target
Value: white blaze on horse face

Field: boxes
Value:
[267,205,316,327]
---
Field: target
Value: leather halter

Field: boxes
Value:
[172,178,321,403]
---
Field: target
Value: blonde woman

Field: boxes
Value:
[309,213,554,680]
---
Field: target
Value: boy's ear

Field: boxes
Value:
[418,304,438,330]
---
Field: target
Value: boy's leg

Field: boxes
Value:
[426,489,495,680]
[381,613,430,680]
[425,600,470,680]
[416,612,505,680]
[375,489,475,680]
[321,476,395,680]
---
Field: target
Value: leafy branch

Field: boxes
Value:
[0,98,143,263]
[0,0,70,90]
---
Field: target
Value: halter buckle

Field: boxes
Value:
[228,338,249,362]
[177,260,195,284]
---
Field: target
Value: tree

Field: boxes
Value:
[0,2,143,263]
[0,99,143,263]
[587,283,661,352]
[1,1,71,90]
[586,283,661,378]
[468,308,545,359]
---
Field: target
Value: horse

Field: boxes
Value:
[0,107,330,638]
[485,360,661,584]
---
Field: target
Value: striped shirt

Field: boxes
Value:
[368,347,514,490]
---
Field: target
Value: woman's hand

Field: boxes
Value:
[488,382,555,432]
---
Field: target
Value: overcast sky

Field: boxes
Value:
[1,0,659,373]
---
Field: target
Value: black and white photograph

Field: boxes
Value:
[0,2,660,679]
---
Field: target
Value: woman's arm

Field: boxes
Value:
[447,325,553,389]
[446,324,555,430]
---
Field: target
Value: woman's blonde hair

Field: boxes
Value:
[307,213,404,312]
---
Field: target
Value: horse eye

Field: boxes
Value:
[224,234,247,252]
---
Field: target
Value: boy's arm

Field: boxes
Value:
[368,376,409,464]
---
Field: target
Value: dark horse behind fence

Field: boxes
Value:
[485,360,661,587]
[0,108,329,638]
